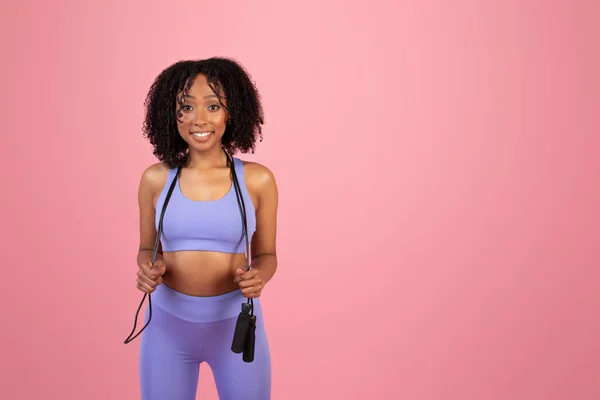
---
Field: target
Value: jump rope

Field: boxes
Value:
[124,151,257,363]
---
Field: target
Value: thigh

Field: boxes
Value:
[203,315,271,400]
[139,305,201,400]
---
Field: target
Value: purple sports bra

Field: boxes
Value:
[155,157,256,254]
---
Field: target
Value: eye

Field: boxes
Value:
[182,105,193,111]
[208,104,220,111]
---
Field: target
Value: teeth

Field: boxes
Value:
[193,132,212,138]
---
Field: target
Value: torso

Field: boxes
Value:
[150,158,260,297]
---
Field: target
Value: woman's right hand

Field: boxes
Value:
[137,260,167,294]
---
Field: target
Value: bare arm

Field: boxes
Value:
[248,163,279,285]
[137,163,169,262]
[135,163,169,293]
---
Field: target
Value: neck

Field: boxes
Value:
[186,145,229,170]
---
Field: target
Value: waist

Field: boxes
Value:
[150,283,260,323]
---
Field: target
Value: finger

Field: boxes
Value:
[149,267,162,278]
[138,271,163,287]
[241,285,262,295]
[138,269,159,286]
[150,261,166,276]
[143,265,162,279]
[237,278,262,288]
[244,269,258,278]
[154,260,166,271]
[137,281,155,293]
[241,288,261,298]
[137,273,158,288]
[233,269,245,282]
[234,269,257,283]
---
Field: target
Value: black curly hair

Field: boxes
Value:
[142,57,264,169]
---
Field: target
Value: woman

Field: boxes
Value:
[130,57,277,399]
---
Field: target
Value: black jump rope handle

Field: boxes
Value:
[231,302,256,363]
[124,153,257,363]
[231,303,252,353]
[243,315,257,363]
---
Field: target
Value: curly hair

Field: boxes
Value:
[142,57,264,169]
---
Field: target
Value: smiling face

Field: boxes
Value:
[175,73,228,154]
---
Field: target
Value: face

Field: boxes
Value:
[175,74,228,153]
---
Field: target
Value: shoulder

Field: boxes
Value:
[240,160,277,194]
[139,162,172,194]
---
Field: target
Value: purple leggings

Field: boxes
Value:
[139,283,271,400]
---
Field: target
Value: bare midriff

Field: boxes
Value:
[161,251,248,296]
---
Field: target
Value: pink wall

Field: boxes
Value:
[1,1,599,399]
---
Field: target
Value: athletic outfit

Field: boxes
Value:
[139,157,271,400]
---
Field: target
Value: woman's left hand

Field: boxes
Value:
[234,268,265,298]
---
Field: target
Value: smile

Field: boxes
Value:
[192,132,213,138]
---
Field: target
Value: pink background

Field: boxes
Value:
[1,0,599,399]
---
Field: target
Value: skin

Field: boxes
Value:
[135,73,278,298]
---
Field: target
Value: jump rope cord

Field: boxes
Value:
[227,153,253,315]
[124,152,251,343]
[124,169,179,344]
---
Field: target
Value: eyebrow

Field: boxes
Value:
[183,94,218,100]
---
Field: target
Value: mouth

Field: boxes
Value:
[190,131,215,142]
[191,131,213,138]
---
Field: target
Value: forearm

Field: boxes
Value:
[250,254,278,285]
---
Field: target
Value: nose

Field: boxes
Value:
[193,108,209,126]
